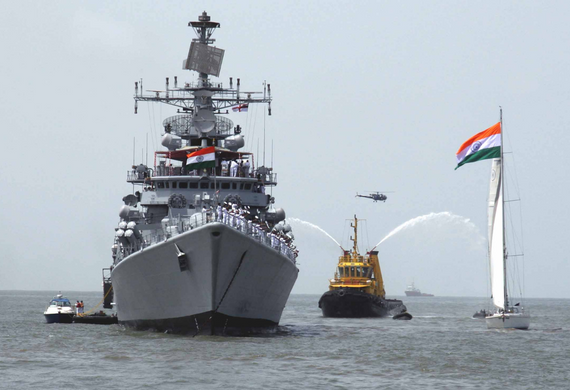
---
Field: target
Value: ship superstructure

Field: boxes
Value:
[107,12,298,335]
[318,216,406,318]
[404,282,434,297]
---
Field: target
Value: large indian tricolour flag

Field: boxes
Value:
[185,146,216,170]
[455,122,501,170]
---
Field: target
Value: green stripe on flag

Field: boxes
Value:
[455,146,500,170]
[185,160,216,171]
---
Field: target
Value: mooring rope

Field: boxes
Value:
[77,285,113,317]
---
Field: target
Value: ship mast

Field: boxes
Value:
[500,107,508,309]
[350,215,358,260]
[133,11,272,116]
[190,11,219,88]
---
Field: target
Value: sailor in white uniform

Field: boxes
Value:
[222,205,229,225]
[230,160,238,177]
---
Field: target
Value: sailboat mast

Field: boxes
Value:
[500,107,508,309]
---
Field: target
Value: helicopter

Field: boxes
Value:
[355,191,392,202]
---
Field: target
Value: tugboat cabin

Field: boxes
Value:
[328,216,386,299]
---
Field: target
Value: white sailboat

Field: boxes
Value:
[456,109,530,330]
[485,112,530,330]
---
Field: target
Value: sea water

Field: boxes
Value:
[0,291,568,389]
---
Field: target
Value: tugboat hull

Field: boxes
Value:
[318,289,407,318]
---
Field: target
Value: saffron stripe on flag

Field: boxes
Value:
[456,122,501,156]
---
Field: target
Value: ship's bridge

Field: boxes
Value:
[127,146,278,186]
[328,250,377,289]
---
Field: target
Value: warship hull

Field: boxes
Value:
[111,223,298,335]
[318,289,407,318]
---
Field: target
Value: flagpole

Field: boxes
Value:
[500,106,508,309]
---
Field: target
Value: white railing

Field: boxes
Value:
[114,211,297,264]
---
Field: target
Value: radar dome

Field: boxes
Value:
[119,206,131,219]
[161,134,182,151]
[224,135,245,151]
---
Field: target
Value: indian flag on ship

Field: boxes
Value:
[455,122,501,170]
[185,146,216,170]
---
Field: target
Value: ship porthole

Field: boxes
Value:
[338,290,345,297]
[212,231,221,237]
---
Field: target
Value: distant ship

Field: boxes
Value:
[318,216,407,318]
[404,282,434,297]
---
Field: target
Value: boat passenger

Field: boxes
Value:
[222,206,229,224]
[216,204,222,222]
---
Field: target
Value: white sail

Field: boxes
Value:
[488,158,505,309]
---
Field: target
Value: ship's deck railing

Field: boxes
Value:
[114,210,296,265]
[127,168,277,184]
[173,211,297,262]
[330,278,371,286]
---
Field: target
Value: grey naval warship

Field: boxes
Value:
[105,12,299,335]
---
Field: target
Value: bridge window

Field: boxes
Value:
[338,267,344,277]
[232,183,237,189]
[157,182,165,189]
[165,182,170,188]
[350,267,355,277]
[221,182,230,189]
[189,182,198,189]
[200,182,209,189]
[356,267,361,278]
[179,182,188,189]
[245,183,252,190]
[172,182,177,189]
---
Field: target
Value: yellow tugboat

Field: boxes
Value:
[318,216,408,318]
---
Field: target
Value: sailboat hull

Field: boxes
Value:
[485,312,530,330]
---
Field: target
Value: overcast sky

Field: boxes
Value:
[1,1,569,299]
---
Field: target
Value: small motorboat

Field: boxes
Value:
[472,309,489,319]
[393,311,413,320]
[43,293,75,323]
